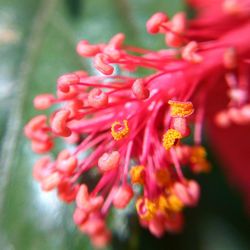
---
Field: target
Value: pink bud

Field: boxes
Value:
[182,41,202,63]
[24,115,47,138]
[41,172,61,191]
[165,32,184,47]
[174,180,200,206]
[57,73,79,93]
[214,110,231,127]
[76,184,90,210]
[33,94,54,110]
[51,110,71,137]
[171,117,190,137]
[132,79,150,100]
[56,86,78,100]
[171,12,186,33]
[76,40,100,57]
[89,196,104,211]
[94,53,114,75]
[31,139,53,154]
[73,208,88,225]
[58,182,79,203]
[98,151,120,172]
[91,230,111,248]
[149,217,165,238]
[33,156,51,181]
[88,88,108,108]
[108,33,125,49]
[79,215,106,235]
[56,150,78,176]
[113,185,134,209]
[146,12,168,34]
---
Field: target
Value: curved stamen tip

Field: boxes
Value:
[168,100,194,118]
[162,129,182,150]
[136,197,157,221]
[130,165,145,185]
[190,146,211,174]
[111,120,129,140]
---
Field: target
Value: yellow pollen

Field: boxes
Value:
[111,120,129,140]
[168,100,194,117]
[155,169,171,187]
[158,195,169,212]
[130,165,145,185]
[190,146,211,173]
[158,194,184,213]
[167,194,184,212]
[136,197,157,221]
[162,129,182,150]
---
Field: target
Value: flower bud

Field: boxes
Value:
[146,12,168,34]
[113,185,134,209]
[41,172,61,191]
[88,88,109,108]
[57,73,79,93]
[51,110,71,137]
[132,79,150,100]
[73,208,88,225]
[76,40,100,57]
[98,151,120,172]
[33,94,54,110]
[94,53,114,75]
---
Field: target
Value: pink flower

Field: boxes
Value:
[24,0,250,247]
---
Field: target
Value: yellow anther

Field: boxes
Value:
[136,197,157,221]
[111,120,129,140]
[130,165,145,185]
[168,100,194,117]
[190,146,211,173]
[158,194,183,213]
[162,129,182,150]
[158,195,169,212]
[167,194,184,212]
[155,169,171,187]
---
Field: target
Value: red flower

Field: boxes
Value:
[24,0,250,247]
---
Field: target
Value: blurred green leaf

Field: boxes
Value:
[0,0,249,250]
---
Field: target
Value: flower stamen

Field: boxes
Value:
[111,120,129,140]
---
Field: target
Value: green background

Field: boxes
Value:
[0,0,249,249]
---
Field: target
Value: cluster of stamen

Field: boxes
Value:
[24,1,250,247]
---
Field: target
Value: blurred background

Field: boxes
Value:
[0,0,249,249]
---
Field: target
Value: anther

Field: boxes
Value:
[132,79,150,100]
[168,100,194,118]
[162,129,182,150]
[182,41,202,63]
[98,151,120,172]
[51,110,71,137]
[130,165,145,185]
[76,40,101,57]
[88,88,109,108]
[33,94,54,110]
[146,12,168,34]
[94,53,114,75]
[113,185,134,209]
[111,120,129,140]
[57,73,80,93]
